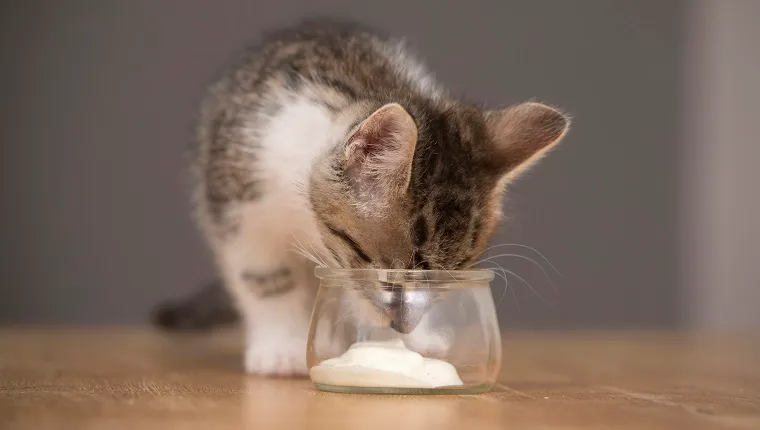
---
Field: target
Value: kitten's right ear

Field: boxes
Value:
[484,102,570,180]
[343,103,418,206]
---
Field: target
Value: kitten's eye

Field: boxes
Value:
[323,223,372,264]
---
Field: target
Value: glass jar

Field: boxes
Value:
[307,268,501,394]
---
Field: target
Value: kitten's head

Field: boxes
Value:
[310,100,569,270]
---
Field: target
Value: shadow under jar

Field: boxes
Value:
[307,268,501,394]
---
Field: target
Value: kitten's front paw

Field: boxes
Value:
[245,337,308,377]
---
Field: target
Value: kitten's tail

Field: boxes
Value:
[151,280,240,331]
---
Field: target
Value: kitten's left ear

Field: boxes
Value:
[344,103,418,200]
[484,102,570,180]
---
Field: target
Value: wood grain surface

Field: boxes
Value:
[1,329,758,429]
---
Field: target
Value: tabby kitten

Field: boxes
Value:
[154,20,569,376]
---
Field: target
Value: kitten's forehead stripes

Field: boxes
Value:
[413,216,428,246]
[398,107,496,269]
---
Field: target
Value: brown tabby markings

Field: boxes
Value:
[155,20,570,334]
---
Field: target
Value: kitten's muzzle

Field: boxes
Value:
[364,282,440,334]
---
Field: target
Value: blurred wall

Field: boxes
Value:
[681,0,760,329]
[0,1,682,328]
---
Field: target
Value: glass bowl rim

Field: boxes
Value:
[313,267,495,283]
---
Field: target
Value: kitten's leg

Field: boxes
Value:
[215,207,316,376]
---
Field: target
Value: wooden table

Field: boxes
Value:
[1,329,758,429]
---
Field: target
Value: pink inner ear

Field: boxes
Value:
[345,104,417,184]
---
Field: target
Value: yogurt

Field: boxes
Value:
[309,339,463,388]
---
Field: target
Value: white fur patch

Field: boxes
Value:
[216,93,345,376]
[257,94,336,196]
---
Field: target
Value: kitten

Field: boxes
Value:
[153,20,570,376]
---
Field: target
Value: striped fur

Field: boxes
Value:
[154,19,570,376]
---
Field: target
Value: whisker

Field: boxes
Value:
[290,241,310,259]
[292,244,315,266]
[500,267,551,306]
[308,242,329,268]
[474,243,563,276]
[290,234,308,254]
[481,261,519,310]
[406,249,416,271]
[290,247,322,266]
[433,263,467,296]
[300,238,325,267]
[290,234,329,267]
[474,253,559,296]
[472,260,551,306]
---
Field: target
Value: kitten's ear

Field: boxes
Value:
[344,103,418,199]
[484,102,570,180]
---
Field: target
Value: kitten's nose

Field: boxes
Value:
[389,311,423,334]
[364,283,438,334]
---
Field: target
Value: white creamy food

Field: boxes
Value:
[309,339,463,388]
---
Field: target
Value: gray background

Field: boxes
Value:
[1,0,684,328]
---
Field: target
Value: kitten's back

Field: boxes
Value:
[202,19,440,119]
[194,20,442,228]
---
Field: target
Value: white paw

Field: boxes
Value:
[404,330,452,357]
[244,337,308,377]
